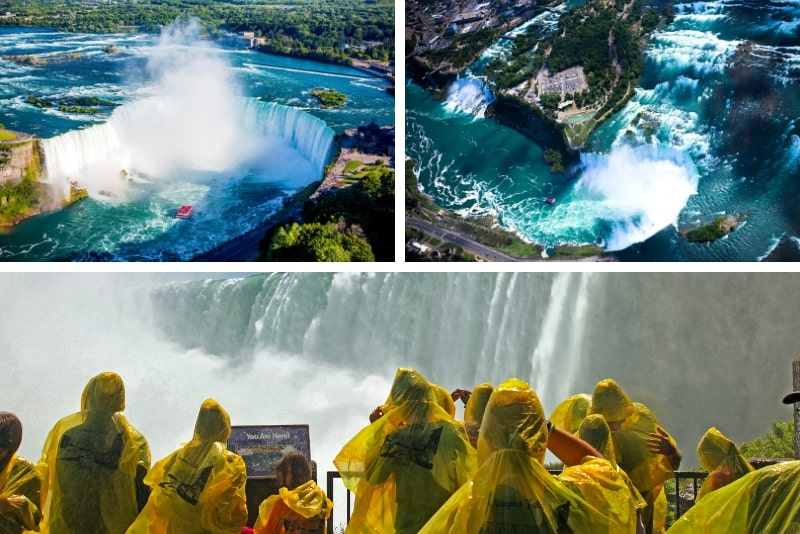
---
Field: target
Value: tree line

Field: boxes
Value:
[0,0,393,65]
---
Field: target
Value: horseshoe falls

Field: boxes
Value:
[3,272,798,489]
[0,23,391,261]
[406,0,800,260]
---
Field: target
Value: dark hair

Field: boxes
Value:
[276,451,311,489]
[0,412,22,454]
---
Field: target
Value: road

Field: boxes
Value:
[192,225,267,262]
[406,217,536,262]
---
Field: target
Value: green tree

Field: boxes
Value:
[739,420,795,459]
[267,221,375,262]
[641,9,661,33]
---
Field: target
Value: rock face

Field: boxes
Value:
[0,136,44,184]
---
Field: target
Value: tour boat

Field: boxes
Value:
[176,205,194,219]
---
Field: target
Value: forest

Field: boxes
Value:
[0,0,394,64]
[261,162,394,262]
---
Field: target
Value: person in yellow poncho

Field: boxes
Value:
[334,368,477,534]
[419,378,643,534]
[589,379,682,534]
[253,451,332,534]
[463,383,493,449]
[40,372,151,534]
[578,414,647,534]
[126,399,247,534]
[695,427,753,501]
[666,459,800,533]
[550,393,592,435]
[0,412,45,533]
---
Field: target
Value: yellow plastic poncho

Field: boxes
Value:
[550,393,593,435]
[0,454,45,533]
[463,383,493,448]
[589,380,677,492]
[334,368,477,534]
[420,378,641,534]
[666,460,800,534]
[40,372,151,534]
[695,427,753,501]
[126,399,247,534]
[432,385,457,418]
[253,480,332,534]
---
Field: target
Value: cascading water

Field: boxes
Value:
[238,100,334,176]
[0,17,392,260]
[443,77,495,117]
[570,145,699,251]
[41,97,334,199]
[5,271,800,527]
[408,0,800,260]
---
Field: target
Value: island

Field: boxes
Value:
[682,215,745,243]
[311,88,347,109]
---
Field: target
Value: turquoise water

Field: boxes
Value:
[406,0,800,261]
[0,26,393,261]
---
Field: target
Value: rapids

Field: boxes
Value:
[407,0,800,260]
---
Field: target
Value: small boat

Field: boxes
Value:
[176,205,194,219]
[544,197,556,205]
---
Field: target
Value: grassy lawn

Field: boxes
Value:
[343,159,363,173]
[0,130,17,141]
[498,237,543,259]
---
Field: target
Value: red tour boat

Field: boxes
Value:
[176,205,194,219]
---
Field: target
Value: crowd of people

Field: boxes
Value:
[334,368,800,534]
[1,368,799,533]
[0,372,330,534]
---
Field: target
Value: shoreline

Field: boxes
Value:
[191,180,320,262]
[405,161,613,262]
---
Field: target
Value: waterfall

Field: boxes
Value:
[239,100,334,177]
[40,97,334,198]
[3,272,800,494]
[574,145,698,251]
[443,77,496,117]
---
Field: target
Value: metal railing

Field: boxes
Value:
[326,470,709,530]
[326,471,352,534]
[671,471,707,518]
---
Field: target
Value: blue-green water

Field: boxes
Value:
[0,25,393,261]
[407,0,800,261]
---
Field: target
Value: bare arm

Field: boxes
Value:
[547,424,603,467]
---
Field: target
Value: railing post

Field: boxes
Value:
[793,357,800,460]
[327,471,335,534]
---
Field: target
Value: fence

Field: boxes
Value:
[326,469,709,531]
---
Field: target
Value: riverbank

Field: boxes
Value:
[192,181,320,262]
[405,161,613,262]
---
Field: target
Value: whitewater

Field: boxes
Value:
[3,273,799,527]
[0,22,392,261]
[406,0,800,260]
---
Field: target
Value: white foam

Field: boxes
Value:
[574,145,698,251]
[443,77,495,117]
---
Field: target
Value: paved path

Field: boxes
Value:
[406,217,534,262]
[407,217,616,262]
[313,148,389,199]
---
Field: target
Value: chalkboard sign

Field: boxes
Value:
[228,425,311,478]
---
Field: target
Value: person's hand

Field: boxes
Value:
[369,406,384,423]
[646,427,677,456]
[0,495,26,514]
[451,389,472,406]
